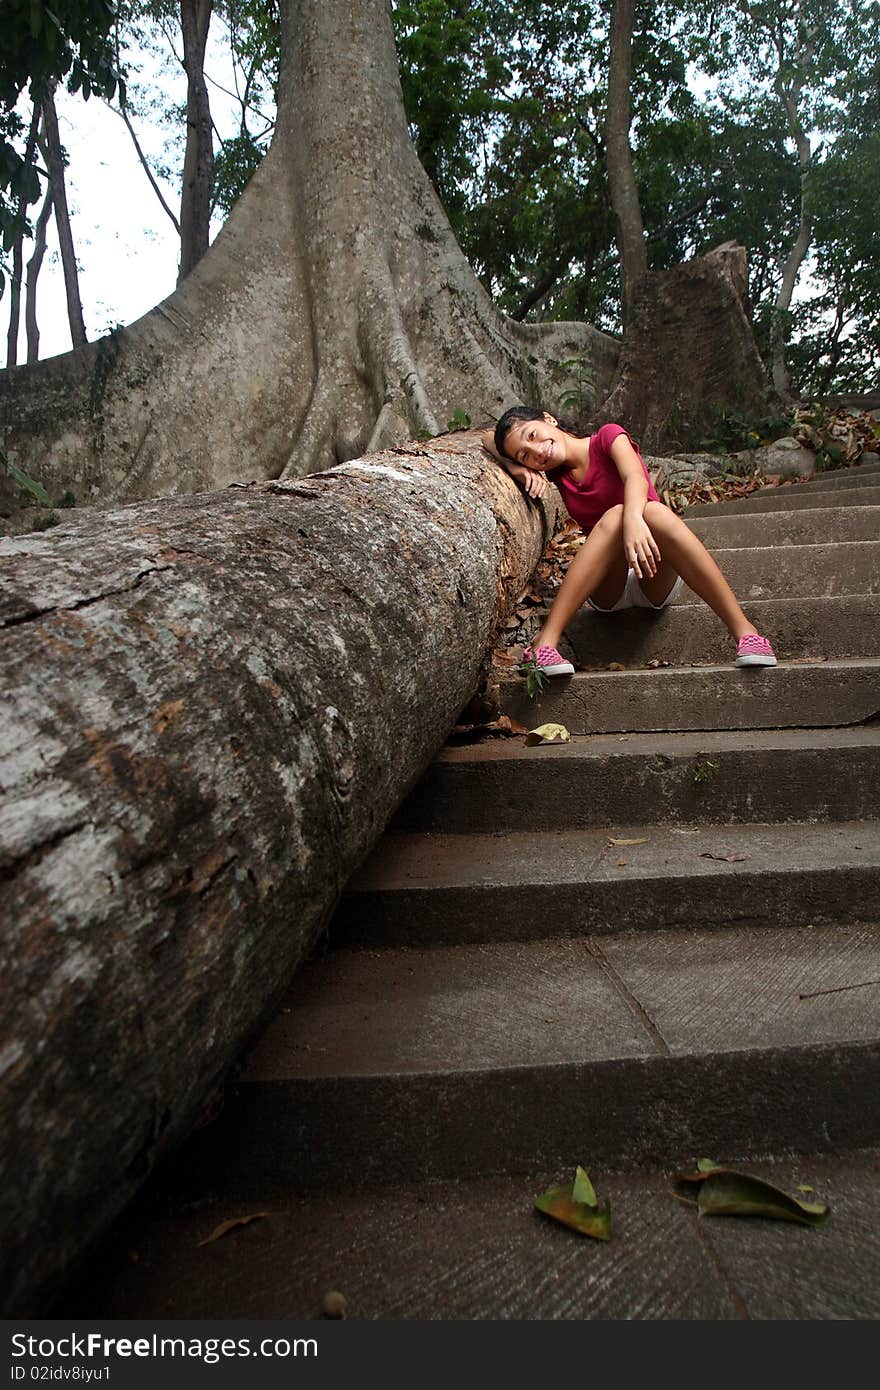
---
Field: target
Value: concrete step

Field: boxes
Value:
[51,1145,880,1319]
[175,919,880,1190]
[767,458,880,489]
[686,484,880,517]
[332,820,880,947]
[392,727,880,834]
[499,658,880,734]
[688,506,879,548]
[560,596,879,667]
[688,541,880,597]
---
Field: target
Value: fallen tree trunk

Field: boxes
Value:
[0,431,561,1314]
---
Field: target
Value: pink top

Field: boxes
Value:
[548,423,659,534]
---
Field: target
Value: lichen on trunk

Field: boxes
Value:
[0,430,562,1314]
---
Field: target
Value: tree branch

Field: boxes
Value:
[105,100,181,234]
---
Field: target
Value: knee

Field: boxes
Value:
[595,504,624,538]
[644,500,684,538]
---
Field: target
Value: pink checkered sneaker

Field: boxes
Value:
[523,644,574,676]
[735,634,777,667]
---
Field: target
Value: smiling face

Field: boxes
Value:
[502,413,573,471]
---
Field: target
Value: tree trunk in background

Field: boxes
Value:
[770,89,813,400]
[0,432,562,1314]
[597,243,773,451]
[4,105,40,368]
[41,89,88,350]
[0,0,619,515]
[25,174,53,364]
[605,0,647,326]
[178,0,215,281]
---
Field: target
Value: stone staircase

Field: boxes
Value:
[56,462,880,1320]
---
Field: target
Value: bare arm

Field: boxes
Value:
[609,432,661,578]
[481,430,548,499]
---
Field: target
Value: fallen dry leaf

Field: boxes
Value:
[607,662,625,671]
[198,1212,271,1246]
[616,857,628,867]
[609,836,649,846]
[524,722,571,746]
[700,851,747,862]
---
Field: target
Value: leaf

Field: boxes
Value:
[572,1166,598,1207]
[534,1186,612,1241]
[675,1165,829,1226]
[3,458,54,507]
[609,836,649,845]
[524,722,571,746]
[700,851,747,862]
[696,1172,829,1226]
[197,1212,271,1246]
[607,662,625,671]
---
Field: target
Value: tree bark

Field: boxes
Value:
[0,431,562,1314]
[25,172,54,364]
[596,243,773,451]
[178,0,215,281]
[605,0,647,325]
[770,86,813,399]
[4,104,40,369]
[0,0,619,514]
[41,89,88,350]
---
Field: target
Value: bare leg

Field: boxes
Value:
[536,506,628,649]
[640,502,758,640]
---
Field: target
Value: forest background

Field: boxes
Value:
[2,0,878,409]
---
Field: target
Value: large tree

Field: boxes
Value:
[0,0,618,507]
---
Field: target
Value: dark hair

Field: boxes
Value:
[493,405,590,461]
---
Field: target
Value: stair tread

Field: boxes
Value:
[52,1148,880,1320]
[507,655,880,679]
[685,485,880,516]
[687,506,878,545]
[499,658,880,733]
[245,920,880,1082]
[434,725,880,766]
[347,819,880,893]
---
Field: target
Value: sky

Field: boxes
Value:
[8,28,248,364]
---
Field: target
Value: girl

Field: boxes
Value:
[483,406,777,675]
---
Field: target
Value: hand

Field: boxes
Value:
[623,512,661,579]
[518,467,547,499]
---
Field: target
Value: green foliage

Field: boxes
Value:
[699,408,792,454]
[0,1,123,286]
[693,759,719,785]
[2,450,74,510]
[212,130,265,215]
[2,455,54,507]
[446,408,471,431]
[518,653,547,700]
[552,356,596,419]
[0,0,121,109]
[392,0,880,393]
[792,403,848,472]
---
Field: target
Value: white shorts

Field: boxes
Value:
[588,569,684,613]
